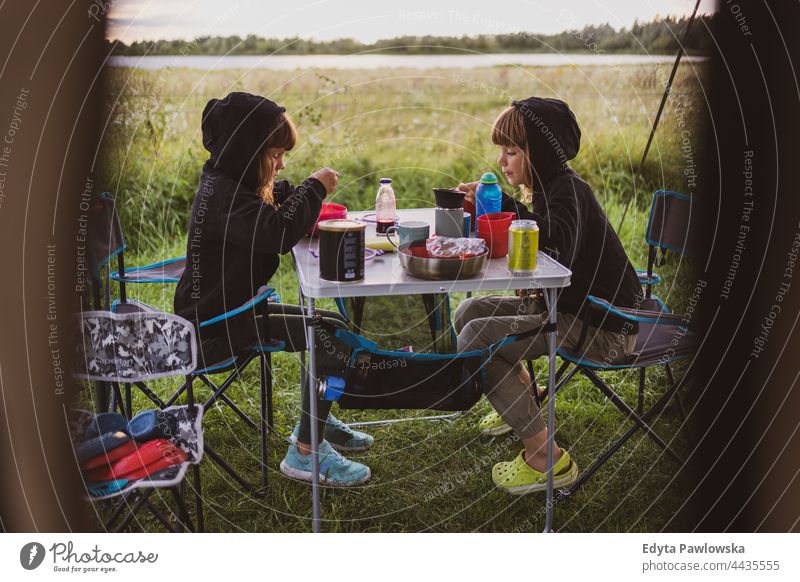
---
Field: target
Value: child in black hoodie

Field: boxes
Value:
[174,92,372,486]
[455,97,642,495]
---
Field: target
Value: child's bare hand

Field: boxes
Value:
[310,167,339,194]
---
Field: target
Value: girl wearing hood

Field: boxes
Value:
[174,92,372,487]
[456,97,642,495]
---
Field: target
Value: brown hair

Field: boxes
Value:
[257,112,298,204]
[491,106,533,199]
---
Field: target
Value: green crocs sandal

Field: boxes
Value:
[492,448,578,495]
[478,410,513,436]
[479,388,551,437]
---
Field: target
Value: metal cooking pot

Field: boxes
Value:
[397,241,488,280]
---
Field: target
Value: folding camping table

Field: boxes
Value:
[291,208,571,532]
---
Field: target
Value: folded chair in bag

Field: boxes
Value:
[73,310,205,532]
[548,296,697,497]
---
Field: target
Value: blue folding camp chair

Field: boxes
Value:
[73,309,205,532]
[88,192,282,493]
[533,189,696,497]
[550,297,697,497]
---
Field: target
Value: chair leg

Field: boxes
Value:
[134,381,167,409]
[112,489,153,532]
[125,384,133,419]
[110,382,127,418]
[555,360,571,383]
[563,374,686,497]
[185,374,204,533]
[192,463,204,532]
[165,382,187,407]
[171,486,193,533]
[95,381,110,412]
[665,363,693,441]
[580,366,682,463]
[142,498,179,532]
[197,373,259,431]
[259,352,270,491]
[203,443,265,497]
[267,359,274,429]
[637,368,646,414]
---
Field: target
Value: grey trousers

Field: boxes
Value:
[454,294,637,439]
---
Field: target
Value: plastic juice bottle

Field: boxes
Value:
[375,178,397,234]
[475,172,502,218]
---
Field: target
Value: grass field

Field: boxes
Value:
[89,62,704,532]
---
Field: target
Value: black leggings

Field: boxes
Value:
[197,303,350,445]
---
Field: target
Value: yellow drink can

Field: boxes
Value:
[508,219,539,275]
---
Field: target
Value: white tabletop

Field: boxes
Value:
[292,208,571,299]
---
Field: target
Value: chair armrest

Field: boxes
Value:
[586,295,685,326]
[110,256,186,283]
[199,286,276,328]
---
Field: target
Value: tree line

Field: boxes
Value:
[109,15,714,56]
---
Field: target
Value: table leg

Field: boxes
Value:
[298,288,307,396]
[544,287,558,533]
[303,295,321,533]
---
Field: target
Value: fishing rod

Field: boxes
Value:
[617,0,703,233]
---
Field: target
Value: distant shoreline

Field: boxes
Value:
[107,53,708,71]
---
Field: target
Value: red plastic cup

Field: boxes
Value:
[308,203,348,237]
[477,212,515,257]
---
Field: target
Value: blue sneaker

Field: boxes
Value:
[290,413,374,453]
[280,440,371,486]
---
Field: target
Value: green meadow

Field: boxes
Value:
[91,62,704,532]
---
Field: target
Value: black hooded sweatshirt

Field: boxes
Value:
[174,92,326,329]
[499,97,642,333]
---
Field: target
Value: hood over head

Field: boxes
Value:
[201,92,286,191]
[511,97,581,192]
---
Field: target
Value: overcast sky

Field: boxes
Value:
[107,0,716,44]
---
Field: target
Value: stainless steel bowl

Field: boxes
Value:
[398,243,488,280]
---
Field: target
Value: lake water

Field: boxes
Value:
[107,53,706,71]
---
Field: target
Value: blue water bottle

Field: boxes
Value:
[475,172,502,218]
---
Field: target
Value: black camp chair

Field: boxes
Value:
[535,189,696,496]
[73,309,205,532]
[88,192,282,493]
